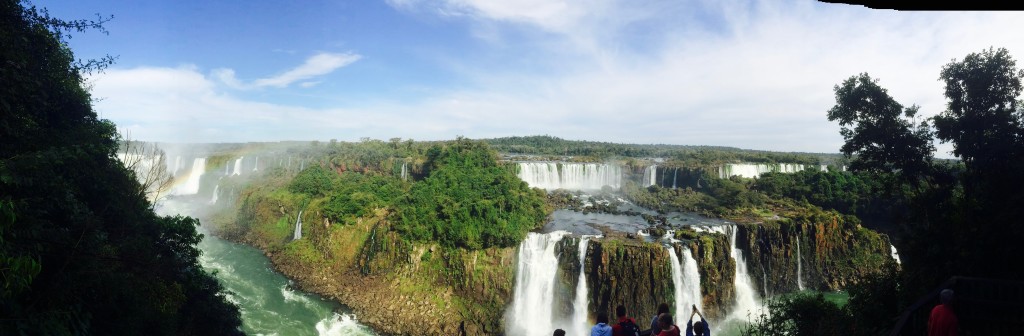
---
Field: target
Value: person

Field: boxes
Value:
[928,289,958,336]
[650,303,671,334]
[656,313,681,336]
[553,329,566,336]
[591,312,613,336]
[612,305,641,336]
[685,305,710,336]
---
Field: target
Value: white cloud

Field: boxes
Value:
[212,52,361,89]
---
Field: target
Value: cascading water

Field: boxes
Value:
[507,231,570,336]
[796,239,804,291]
[400,163,408,181]
[293,210,303,240]
[253,156,259,171]
[718,163,808,179]
[224,163,229,175]
[890,244,901,264]
[643,165,657,187]
[571,236,594,336]
[707,225,759,320]
[175,158,206,195]
[173,156,182,174]
[672,168,678,189]
[516,163,622,191]
[210,185,219,205]
[668,246,703,322]
[233,157,244,176]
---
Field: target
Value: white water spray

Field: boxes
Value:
[232,157,244,176]
[516,163,622,191]
[175,158,206,195]
[796,239,804,291]
[210,184,219,204]
[708,225,760,320]
[507,231,570,336]
[668,246,703,321]
[890,244,901,264]
[572,236,593,336]
[253,156,259,172]
[643,165,658,187]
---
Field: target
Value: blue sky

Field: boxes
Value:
[33,0,1024,156]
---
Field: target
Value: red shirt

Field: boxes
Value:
[612,317,638,336]
[928,304,958,336]
[657,324,681,336]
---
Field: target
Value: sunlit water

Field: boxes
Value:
[156,198,377,336]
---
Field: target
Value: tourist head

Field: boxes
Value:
[693,320,707,335]
[553,329,566,336]
[940,289,954,305]
[658,312,673,329]
[657,303,670,315]
[616,304,627,318]
[597,312,609,324]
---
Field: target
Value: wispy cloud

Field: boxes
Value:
[213,52,361,89]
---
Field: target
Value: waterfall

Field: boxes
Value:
[253,156,259,171]
[668,246,703,322]
[506,231,570,336]
[571,236,593,336]
[300,160,305,170]
[516,163,622,191]
[232,157,244,176]
[672,168,678,189]
[718,163,808,179]
[708,225,759,320]
[175,158,206,195]
[890,244,901,264]
[643,165,657,187]
[224,162,229,175]
[173,156,182,174]
[293,210,303,240]
[210,184,219,204]
[400,162,408,181]
[796,239,804,291]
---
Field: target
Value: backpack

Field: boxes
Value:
[617,319,640,336]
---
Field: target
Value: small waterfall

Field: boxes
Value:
[718,163,808,179]
[672,168,678,189]
[175,158,206,195]
[400,162,408,181]
[293,210,303,240]
[253,156,259,171]
[668,246,703,321]
[224,162,229,175]
[232,157,244,176]
[173,156,182,174]
[890,244,901,264]
[507,231,570,336]
[571,236,593,336]
[796,239,804,291]
[210,185,219,204]
[516,162,622,191]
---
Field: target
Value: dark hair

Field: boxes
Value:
[657,303,670,314]
[553,329,566,336]
[616,305,627,317]
[694,321,706,335]
[658,313,673,325]
[597,312,609,324]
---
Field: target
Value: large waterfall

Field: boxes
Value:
[668,246,703,322]
[175,158,206,195]
[571,236,593,336]
[233,157,244,176]
[642,165,657,187]
[516,163,622,191]
[507,231,570,336]
[796,239,804,291]
[718,163,809,179]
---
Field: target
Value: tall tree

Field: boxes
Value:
[0,1,241,334]
[827,73,934,180]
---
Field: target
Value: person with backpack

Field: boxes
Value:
[612,305,641,336]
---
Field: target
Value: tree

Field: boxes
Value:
[827,73,934,179]
[0,1,241,334]
[118,136,174,205]
[934,47,1024,167]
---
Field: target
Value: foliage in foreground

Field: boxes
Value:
[0,1,241,334]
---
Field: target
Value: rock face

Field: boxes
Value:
[685,232,735,319]
[737,211,894,296]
